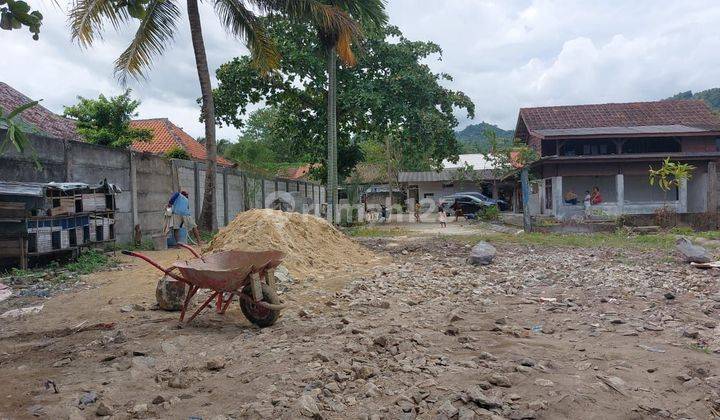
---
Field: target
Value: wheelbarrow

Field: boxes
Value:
[122,244,285,327]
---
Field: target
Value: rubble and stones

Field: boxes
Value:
[0,234,718,419]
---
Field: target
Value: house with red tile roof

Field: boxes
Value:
[0,82,80,141]
[514,100,720,219]
[1,82,232,167]
[129,118,233,166]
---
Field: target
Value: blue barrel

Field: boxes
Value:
[166,228,188,247]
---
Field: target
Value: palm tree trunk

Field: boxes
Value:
[187,0,217,232]
[326,46,338,224]
[385,135,393,208]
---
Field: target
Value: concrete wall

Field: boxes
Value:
[0,132,323,244]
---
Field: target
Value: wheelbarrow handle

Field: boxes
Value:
[176,243,202,259]
[122,250,174,276]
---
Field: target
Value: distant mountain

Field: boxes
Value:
[455,121,514,153]
[667,88,720,111]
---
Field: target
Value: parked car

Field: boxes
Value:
[451,191,508,211]
[438,194,489,216]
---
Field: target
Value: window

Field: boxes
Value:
[423,193,434,198]
[442,182,454,188]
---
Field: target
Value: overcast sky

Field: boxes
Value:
[3,0,720,139]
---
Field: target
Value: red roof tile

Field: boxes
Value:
[519,100,720,132]
[130,118,233,166]
[0,82,80,140]
[280,164,320,180]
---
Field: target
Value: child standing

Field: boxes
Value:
[438,208,447,227]
[414,202,421,223]
[583,190,592,218]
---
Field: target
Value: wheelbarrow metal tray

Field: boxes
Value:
[172,250,284,291]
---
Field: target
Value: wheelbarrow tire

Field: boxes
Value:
[240,283,280,328]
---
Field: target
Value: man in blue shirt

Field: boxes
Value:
[168,190,202,244]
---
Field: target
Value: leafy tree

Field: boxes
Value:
[213,22,475,180]
[0,0,43,40]
[649,158,695,200]
[69,0,361,231]
[0,100,40,162]
[225,138,276,164]
[198,137,232,156]
[63,90,152,148]
[315,0,387,222]
[648,158,695,226]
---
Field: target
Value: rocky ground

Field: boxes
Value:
[1,232,720,419]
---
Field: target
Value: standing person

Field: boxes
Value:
[379,204,388,224]
[168,190,202,244]
[451,199,463,221]
[438,207,447,228]
[583,190,592,218]
[591,186,603,205]
[414,201,421,223]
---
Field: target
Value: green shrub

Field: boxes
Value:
[479,205,500,221]
[66,250,117,274]
[164,146,191,160]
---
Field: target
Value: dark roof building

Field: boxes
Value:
[0,82,80,141]
[512,99,720,220]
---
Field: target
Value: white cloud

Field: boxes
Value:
[3,0,720,139]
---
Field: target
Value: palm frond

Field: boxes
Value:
[69,0,128,47]
[214,0,280,73]
[259,0,361,45]
[114,0,180,83]
[330,0,387,29]
[335,28,355,66]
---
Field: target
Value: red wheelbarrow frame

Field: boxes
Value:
[122,244,284,323]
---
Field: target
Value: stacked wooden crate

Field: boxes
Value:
[0,182,119,268]
[36,226,53,253]
[0,202,25,219]
[81,193,107,212]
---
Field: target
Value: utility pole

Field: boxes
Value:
[521,167,532,232]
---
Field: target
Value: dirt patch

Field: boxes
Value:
[1,234,719,419]
[205,209,378,279]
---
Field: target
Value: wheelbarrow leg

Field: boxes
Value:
[219,293,234,314]
[215,293,224,313]
[179,285,198,322]
[186,291,219,323]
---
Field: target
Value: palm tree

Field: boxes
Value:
[313,0,387,223]
[69,0,359,230]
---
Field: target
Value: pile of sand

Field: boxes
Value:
[204,209,374,278]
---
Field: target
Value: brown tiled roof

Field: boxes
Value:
[280,164,321,180]
[130,118,233,166]
[0,81,80,140]
[519,100,720,132]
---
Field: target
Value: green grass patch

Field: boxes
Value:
[346,226,408,237]
[690,230,720,240]
[687,343,712,354]
[452,231,678,251]
[65,249,117,274]
[200,230,217,243]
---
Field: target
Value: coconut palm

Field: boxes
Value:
[69,0,360,230]
[313,0,386,223]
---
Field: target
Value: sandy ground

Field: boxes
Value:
[1,233,719,419]
[368,215,517,236]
